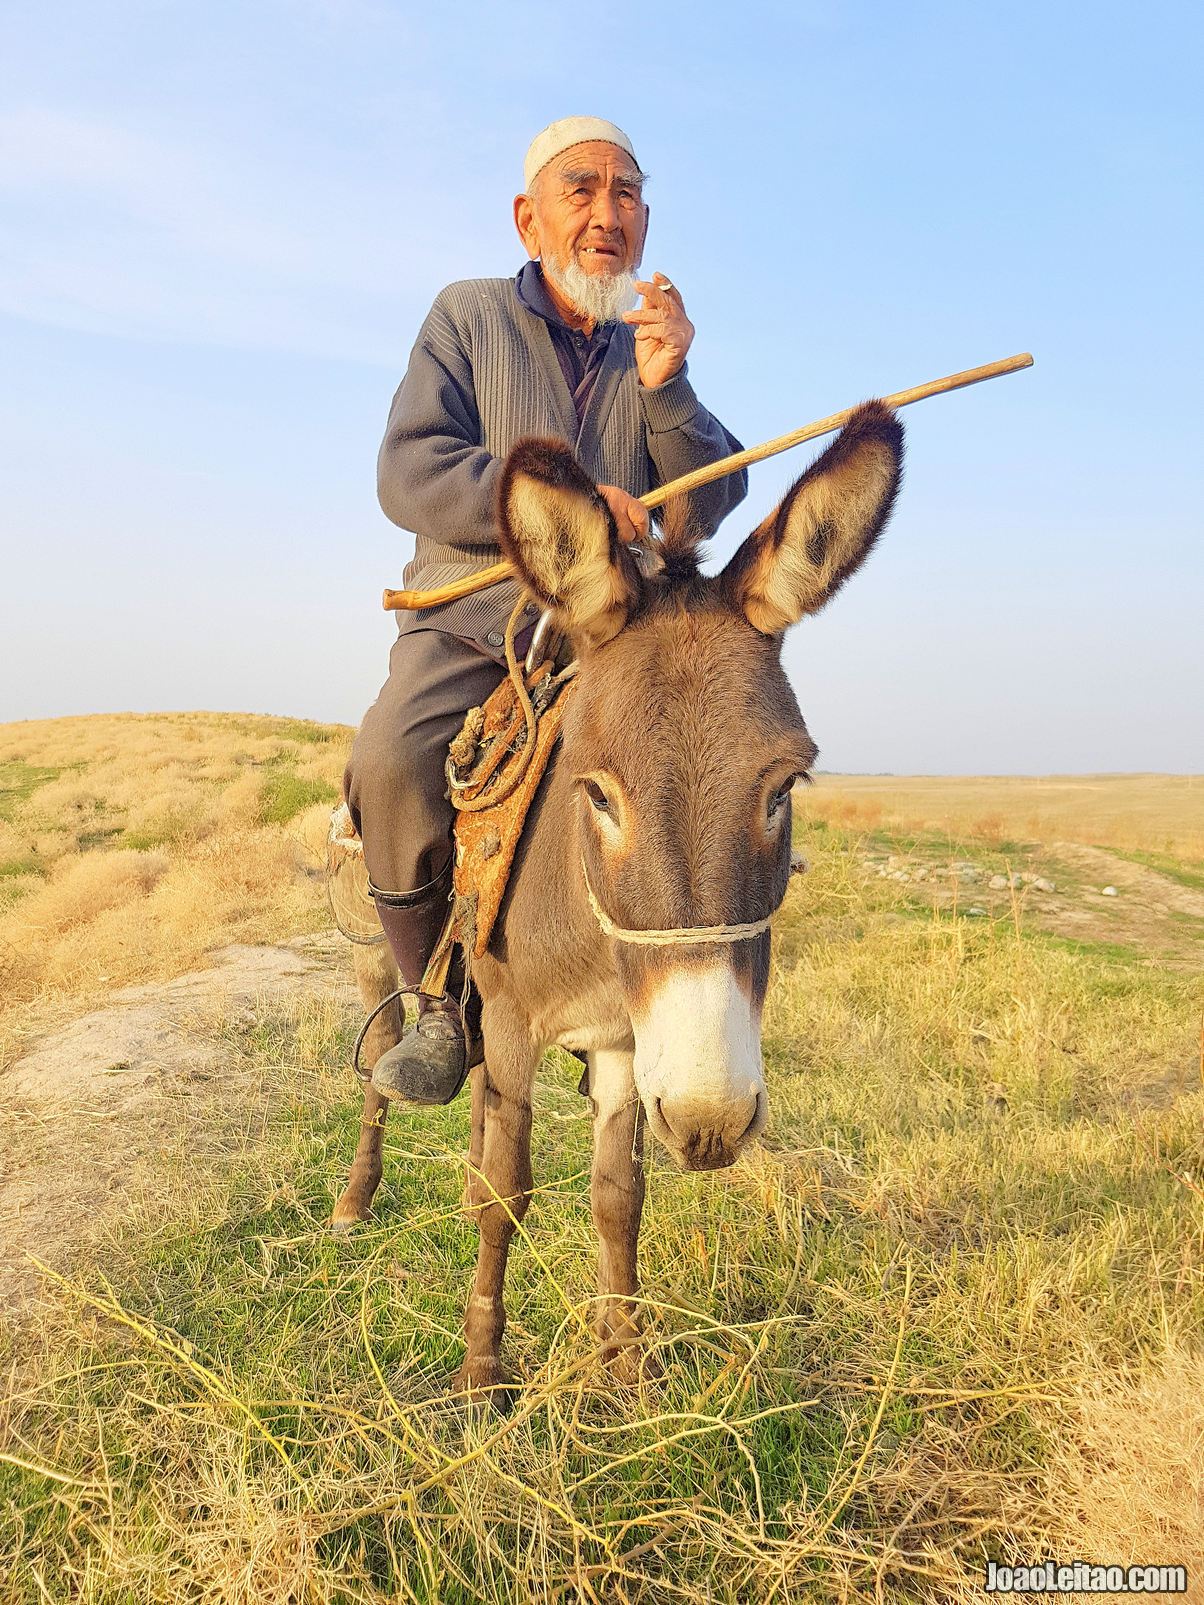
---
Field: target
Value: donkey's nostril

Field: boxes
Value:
[655,1096,694,1147]
[726,1088,761,1148]
[737,1089,764,1145]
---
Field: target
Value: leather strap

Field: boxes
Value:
[368,860,452,909]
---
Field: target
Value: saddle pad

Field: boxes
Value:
[452,675,577,959]
[325,802,384,945]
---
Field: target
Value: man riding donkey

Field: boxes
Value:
[344,116,748,1105]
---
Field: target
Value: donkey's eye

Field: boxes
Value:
[583,780,611,813]
[767,778,797,820]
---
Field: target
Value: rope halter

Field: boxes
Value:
[581,850,808,948]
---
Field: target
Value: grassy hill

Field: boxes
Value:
[1,716,1202,1601]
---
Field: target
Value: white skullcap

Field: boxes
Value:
[523,116,638,191]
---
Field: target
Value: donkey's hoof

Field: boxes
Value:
[330,1194,373,1231]
[450,1359,516,1414]
[600,1339,662,1388]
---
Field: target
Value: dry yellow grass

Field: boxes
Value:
[1047,1348,1204,1573]
[0,712,349,1067]
[803,772,1204,860]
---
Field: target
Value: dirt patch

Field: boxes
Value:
[0,934,355,1317]
[1049,842,1204,917]
[1039,842,1204,963]
[862,840,1204,967]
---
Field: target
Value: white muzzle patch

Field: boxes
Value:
[631,963,767,1166]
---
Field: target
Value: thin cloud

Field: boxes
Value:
[0,105,490,361]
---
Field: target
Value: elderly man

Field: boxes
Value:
[344,116,747,1105]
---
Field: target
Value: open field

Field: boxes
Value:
[2,716,1203,1601]
[0,712,350,1071]
[804,772,1204,862]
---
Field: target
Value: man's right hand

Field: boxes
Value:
[598,483,650,543]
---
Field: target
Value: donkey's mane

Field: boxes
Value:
[652,490,710,583]
[636,567,714,620]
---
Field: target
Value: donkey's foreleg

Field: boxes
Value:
[588,1046,647,1371]
[456,1005,537,1398]
[332,940,402,1228]
[460,1062,486,1218]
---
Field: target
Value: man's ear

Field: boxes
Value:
[513,193,539,258]
[497,439,641,649]
[721,401,904,634]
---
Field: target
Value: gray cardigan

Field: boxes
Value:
[378,275,747,646]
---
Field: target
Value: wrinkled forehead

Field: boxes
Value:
[544,140,646,189]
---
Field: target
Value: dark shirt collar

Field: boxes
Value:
[515,259,610,340]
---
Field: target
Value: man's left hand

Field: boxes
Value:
[623,273,695,390]
[597,483,649,542]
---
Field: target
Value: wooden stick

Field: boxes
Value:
[640,351,1033,510]
[383,561,514,612]
[382,351,1032,611]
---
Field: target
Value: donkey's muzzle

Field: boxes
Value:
[632,962,768,1170]
[650,1089,764,1172]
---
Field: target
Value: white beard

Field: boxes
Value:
[542,248,638,325]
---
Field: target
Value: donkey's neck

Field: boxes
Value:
[478,729,632,1055]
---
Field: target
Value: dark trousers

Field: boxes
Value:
[344,627,518,899]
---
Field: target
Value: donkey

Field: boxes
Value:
[333,401,904,1393]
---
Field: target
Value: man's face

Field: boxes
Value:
[515,140,648,279]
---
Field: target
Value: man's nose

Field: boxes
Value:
[590,189,621,232]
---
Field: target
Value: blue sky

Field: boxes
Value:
[2,0,1201,771]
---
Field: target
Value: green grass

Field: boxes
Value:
[0,760,64,822]
[256,769,341,826]
[0,856,46,911]
[76,824,124,850]
[1106,846,1204,893]
[122,808,204,851]
[863,825,973,860]
[860,824,1041,872]
[1029,931,1152,966]
[3,819,1203,1601]
[273,718,347,746]
[216,714,351,745]
[0,856,44,880]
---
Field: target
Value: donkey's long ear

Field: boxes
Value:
[497,439,641,649]
[721,401,904,634]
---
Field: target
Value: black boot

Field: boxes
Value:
[372,991,474,1106]
[368,871,474,1105]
